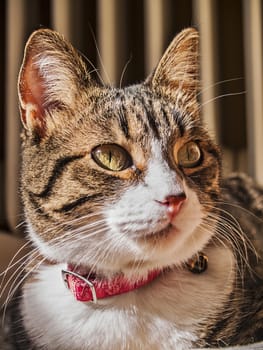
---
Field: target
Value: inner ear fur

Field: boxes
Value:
[146,28,199,100]
[18,28,91,137]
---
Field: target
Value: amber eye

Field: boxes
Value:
[91,144,132,171]
[177,141,202,168]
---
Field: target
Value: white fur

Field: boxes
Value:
[22,245,234,350]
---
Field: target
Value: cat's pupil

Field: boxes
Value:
[91,144,132,171]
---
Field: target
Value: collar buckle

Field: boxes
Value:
[62,269,98,303]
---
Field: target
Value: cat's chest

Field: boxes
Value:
[21,245,235,350]
[22,265,196,350]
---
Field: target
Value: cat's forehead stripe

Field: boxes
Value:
[133,91,162,139]
[117,105,130,139]
[103,88,188,145]
[117,90,169,142]
[117,91,132,139]
[172,110,185,137]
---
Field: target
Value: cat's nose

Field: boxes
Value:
[157,194,186,221]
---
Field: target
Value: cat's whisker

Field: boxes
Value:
[215,199,263,224]
[83,233,127,278]
[1,257,38,321]
[0,255,33,304]
[212,231,245,289]
[31,214,110,250]
[0,221,104,306]
[119,55,132,89]
[43,224,114,271]
[2,255,45,325]
[59,227,110,250]
[0,248,41,302]
[69,220,108,236]
[53,225,109,251]
[0,262,28,309]
[200,90,246,108]
[202,210,253,281]
[205,212,246,258]
[0,240,31,280]
[15,220,27,230]
[0,246,40,313]
[197,77,244,98]
[0,233,88,324]
[199,221,242,285]
[210,202,258,259]
[88,25,111,86]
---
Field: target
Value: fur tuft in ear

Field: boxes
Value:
[18,29,92,137]
[146,28,199,101]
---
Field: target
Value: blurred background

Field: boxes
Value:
[0,0,263,242]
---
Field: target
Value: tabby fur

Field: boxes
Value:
[8,28,263,349]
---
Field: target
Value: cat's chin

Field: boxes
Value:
[141,223,178,240]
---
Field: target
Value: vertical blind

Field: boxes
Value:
[1,0,263,234]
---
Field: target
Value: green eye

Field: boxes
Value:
[177,141,202,168]
[91,144,132,171]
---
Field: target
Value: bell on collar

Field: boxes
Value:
[187,252,208,274]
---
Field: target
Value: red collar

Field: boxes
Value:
[61,253,208,302]
[62,267,161,303]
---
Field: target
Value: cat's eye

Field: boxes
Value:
[91,144,132,171]
[177,141,202,168]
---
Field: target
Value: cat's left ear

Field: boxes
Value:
[146,28,199,100]
[18,28,93,137]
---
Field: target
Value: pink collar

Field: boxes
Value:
[62,253,208,303]
[62,267,161,303]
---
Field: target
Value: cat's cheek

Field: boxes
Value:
[26,221,56,259]
[143,187,209,264]
[26,221,66,261]
[26,221,88,263]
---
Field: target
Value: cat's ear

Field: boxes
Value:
[18,28,91,137]
[146,28,199,100]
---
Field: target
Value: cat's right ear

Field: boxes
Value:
[146,28,199,101]
[18,29,92,137]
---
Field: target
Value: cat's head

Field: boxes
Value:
[18,28,221,277]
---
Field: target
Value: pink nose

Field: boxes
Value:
[157,194,186,221]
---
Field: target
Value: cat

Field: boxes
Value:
[7,27,263,349]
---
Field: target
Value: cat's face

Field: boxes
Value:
[19,28,221,278]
